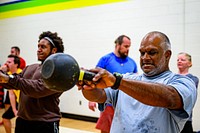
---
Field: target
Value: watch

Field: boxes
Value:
[111,72,123,90]
[8,74,14,83]
[9,74,14,79]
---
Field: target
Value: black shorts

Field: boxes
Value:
[4,91,10,104]
[2,102,18,119]
[181,121,193,133]
[15,117,60,133]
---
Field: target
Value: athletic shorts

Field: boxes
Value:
[4,91,10,104]
[96,105,114,132]
[2,102,18,119]
[15,117,60,133]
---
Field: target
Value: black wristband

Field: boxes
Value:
[111,72,123,90]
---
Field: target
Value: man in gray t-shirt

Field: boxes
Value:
[77,31,197,133]
[105,71,196,132]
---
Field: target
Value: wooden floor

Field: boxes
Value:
[0,109,100,133]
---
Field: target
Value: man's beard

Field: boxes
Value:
[143,59,166,77]
[118,51,128,58]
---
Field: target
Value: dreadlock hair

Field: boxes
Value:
[39,31,64,53]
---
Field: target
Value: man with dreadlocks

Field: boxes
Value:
[0,31,64,133]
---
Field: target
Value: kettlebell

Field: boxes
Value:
[41,53,95,92]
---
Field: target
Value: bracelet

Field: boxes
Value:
[111,72,123,90]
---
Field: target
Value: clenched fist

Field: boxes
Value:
[0,71,9,83]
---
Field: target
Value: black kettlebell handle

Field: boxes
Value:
[78,70,96,81]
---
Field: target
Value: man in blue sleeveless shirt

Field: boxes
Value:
[78,31,197,133]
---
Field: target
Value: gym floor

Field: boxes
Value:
[0,109,100,133]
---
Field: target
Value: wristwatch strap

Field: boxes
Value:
[111,72,123,90]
